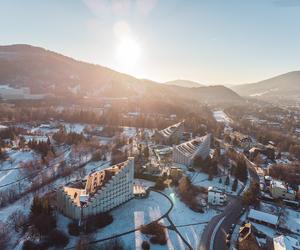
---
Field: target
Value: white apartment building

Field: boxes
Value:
[154,121,184,145]
[57,157,134,220]
[172,134,211,167]
[207,186,226,205]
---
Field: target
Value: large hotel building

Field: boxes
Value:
[56,158,134,220]
[154,121,184,145]
[172,134,211,166]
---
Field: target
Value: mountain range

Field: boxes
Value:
[231,71,300,101]
[164,80,204,88]
[0,44,242,104]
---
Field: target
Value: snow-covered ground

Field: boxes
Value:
[23,135,48,142]
[62,191,172,249]
[164,187,219,249]
[0,150,38,190]
[122,127,137,138]
[30,125,59,135]
[189,171,243,195]
[280,208,300,234]
[213,110,232,125]
[58,187,218,250]
[63,123,86,134]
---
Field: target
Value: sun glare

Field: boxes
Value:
[116,37,141,69]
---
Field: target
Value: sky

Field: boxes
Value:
[1,0,300,85]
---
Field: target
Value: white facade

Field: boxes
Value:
[57,157,134,220]
[172,134,211,166]
[207,187,226,205]
[155,121,184,145]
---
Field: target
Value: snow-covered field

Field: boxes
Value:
[62,191,172,249]
[189,171,243,195]
[165,187,219,249]
[122,127,137,138]
[213,110,232,125]
[63,123,86,134]
[59,187,218,250]
[0,150,38,190]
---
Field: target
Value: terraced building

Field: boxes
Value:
[172,134,211,166]
[154,121,184,145]
[56,157,134,220]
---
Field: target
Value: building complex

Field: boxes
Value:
[154,121,184,145]
[57,157,134,220]
[172,134,211,166]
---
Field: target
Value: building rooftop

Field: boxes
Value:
[158,121,183,138]
[175,134,210,158]
[273,235,300,250]
[63,161,128,207]
[248,209,278,226]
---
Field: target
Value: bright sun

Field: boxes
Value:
[116,37,141,69]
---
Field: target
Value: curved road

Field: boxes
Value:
[65,189,181,249]
[200,154,259,250]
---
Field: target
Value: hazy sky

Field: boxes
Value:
[1,0,300,85]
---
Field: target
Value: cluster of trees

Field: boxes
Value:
[220,176,239,192]
[232,155,248,183]
[0,186,20,208]
[184,108,223,137]
[97,126,123,137]
[154,174,168,190]
[178,176,205,212]
[140,221,167,245]
[0,221,9,250]
[27,138,54,157]
[269,163,300,187]
[53,130,86,145]
[0,126,26,140]
[0,147,6,160]
[21,196,69,250]
[83,213,113,234]
[111,146,128,165]
[243,182,260,207]
[226,151,248,183]
[193,155,218,179]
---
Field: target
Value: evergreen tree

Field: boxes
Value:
[232,178,238,192]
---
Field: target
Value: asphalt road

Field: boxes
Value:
[200,155,259,250]
[199,197,243,250]
[213,197,243,250]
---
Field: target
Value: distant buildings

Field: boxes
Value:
[57,158,134,220]
[0,85,44,100]
[172,134,211,167]
[270,180,296,201]
[207,186,226,205]
[154,121,184,145]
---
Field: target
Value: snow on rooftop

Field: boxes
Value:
[271,179,286,189]
[248,209,278,226]
[273,235,300,250]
